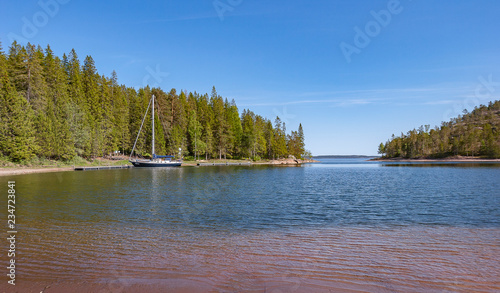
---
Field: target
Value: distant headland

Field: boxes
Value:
[377,100,500,160]
[314,155,379,159]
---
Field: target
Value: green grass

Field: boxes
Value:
[0,156,16,167]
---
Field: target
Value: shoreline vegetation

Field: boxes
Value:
[372,156,500,162]
[377,100,500,160]
[0,41,311,166]
[0,156,319,177]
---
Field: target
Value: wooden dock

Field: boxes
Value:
[197,162,252,166]
[74,165,133,171]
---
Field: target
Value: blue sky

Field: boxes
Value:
[1,0,499,155]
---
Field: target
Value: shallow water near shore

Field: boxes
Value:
[1,158,499,292]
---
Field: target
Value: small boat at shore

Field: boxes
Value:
[129,94,182,167]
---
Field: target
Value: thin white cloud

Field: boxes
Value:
[133,6,274,25]
[239,84,476,108]
[423,100,457,105]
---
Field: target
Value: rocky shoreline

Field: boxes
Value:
[265,158,320,165]
[372,156,500,162]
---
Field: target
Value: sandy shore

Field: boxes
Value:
[0,167,74,177]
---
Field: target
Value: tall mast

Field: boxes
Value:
[152,95,155,158]
[128,95,152,161]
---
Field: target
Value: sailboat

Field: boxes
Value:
[129,94,182,167]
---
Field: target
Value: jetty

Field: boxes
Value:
[74,165,133,171]
[197,162,252,166]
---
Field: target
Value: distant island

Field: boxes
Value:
[314,155,379,159]
[377,100,500,160]
[0,41,311,166]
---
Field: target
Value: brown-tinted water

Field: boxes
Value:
[16,226,500,292]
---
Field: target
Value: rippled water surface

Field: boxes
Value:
[2,159,499,292]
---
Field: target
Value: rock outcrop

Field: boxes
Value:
[268,155,319,165]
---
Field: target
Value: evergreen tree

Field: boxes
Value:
[7,41,29,99]
[378,143,385,155]
[264,120,276,159]
[111,72,130,155]
[98,74,115,156]
[254,115,267,159]
[274,117,288,158]
[25,43,47,109]
[241,109,255,158]
[35,44,74,160]
[297,123,305,158]
[0,74,37,161]
[187,109,204,159]
[211,87,229,159]
[0,41,6,78]
[197,93,214,159]
[82,55,101,157]
[66,48,90,157]
[287,130,299,158]
[226,99,242,158]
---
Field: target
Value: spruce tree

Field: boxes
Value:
[210,89,229,159]
[66,49,90,157]
[0,41,6,77]
[110,71,130,155]
[7,41,29,99]
[50,50,75,159]
[0,74,37,161]
[297,123,305,159]
[226,99,242,157]
[197,93,214,159]
[264,120,275,159]
[187,109,204,159]
[25,43,47,110]
[254,115,267,159]
[241,109,255,158]
[274,117,288,158]
[82,55,101,157]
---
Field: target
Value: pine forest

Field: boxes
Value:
[378,100,500,159]
[0,41,308,163]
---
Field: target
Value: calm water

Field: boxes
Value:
[1,159,499,292]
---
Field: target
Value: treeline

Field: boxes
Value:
[0,41,308,162]
[378,100,500,158]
